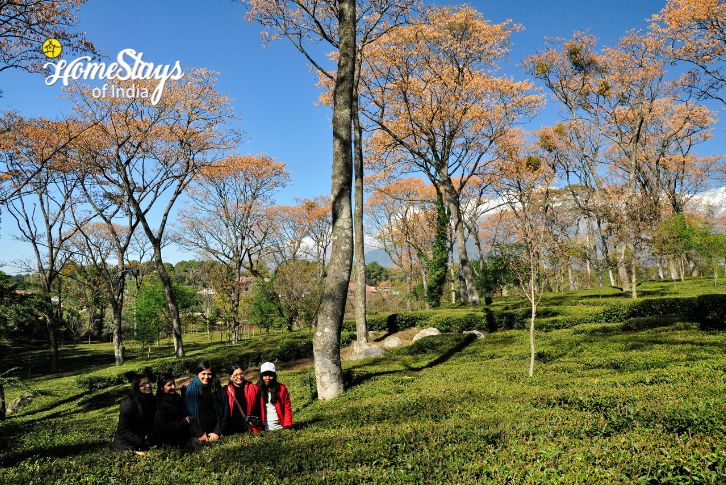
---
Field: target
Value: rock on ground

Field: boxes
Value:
[349,342,387,361]
[463,330,485,338]
[7,393,34,415]
[412,327,441,342]
[383,336,402,348]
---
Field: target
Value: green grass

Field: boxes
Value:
[1,278,725,483]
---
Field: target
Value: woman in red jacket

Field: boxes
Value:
[256,362,293,431]
[223,364,262,434]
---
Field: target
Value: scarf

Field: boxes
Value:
[184,376,227,424]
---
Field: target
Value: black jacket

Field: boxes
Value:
[154,392,189,447]
[112,394,155,451]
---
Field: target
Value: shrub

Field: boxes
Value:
[427,311,483,333]
[593,297,699,324]
[395,312,428,330]
[621,315,681,331]
[275,338,313,361]
[694,294,726,330]
[74,373,129,391]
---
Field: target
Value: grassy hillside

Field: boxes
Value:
[1,279,725,483]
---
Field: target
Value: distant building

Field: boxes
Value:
[347,282,378,297]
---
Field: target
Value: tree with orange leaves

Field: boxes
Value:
[245,0,417,389]
[0,0,97,77]
[68,221,136,364]
[367,177,437,309]
[268,204,309,264]
[298,196,332,269]
[527,31,717,298]
[0,112,95,205]
[68,69,236,359]
[650,0,725,104]
[244,0,358,399]
[492,131,555,377]
[177,154,289,344]
[362,5,543,306]
[2,116,90,372]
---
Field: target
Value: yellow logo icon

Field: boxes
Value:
[42,38,62,59]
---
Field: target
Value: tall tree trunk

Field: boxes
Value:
[440,181,480,305]
[426,192,449,308]
[0,383,5,421]
[152,246,184,358]
[617,245,630,292]
[669,257,679,281]
[112,266,125,365]
[231,296,240,345]
[568,263,575,291]
[47,317,58,373]
[111,302,124,365]
[630,250,638,299]
[313,0,355,401]
[449,244,457,304]
[353,103,367,346]
[528,265,536,378]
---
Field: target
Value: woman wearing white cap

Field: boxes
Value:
[255,361,293,431]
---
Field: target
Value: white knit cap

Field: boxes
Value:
[260,362,276,374]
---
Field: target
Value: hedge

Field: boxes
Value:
[592,295,726,330]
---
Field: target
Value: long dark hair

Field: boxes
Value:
[129,371,155,418]
[196,360,221,392]
[258,372,280,404]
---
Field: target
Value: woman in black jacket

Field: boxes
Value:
[112,373,156,451]
[183,360,227,444]
[154,374,191,448]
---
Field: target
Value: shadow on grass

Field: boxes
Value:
[345,334,478,391]
[0,440,108,468]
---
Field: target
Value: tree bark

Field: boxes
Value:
[617,245,630,292]
[630,248,638,299]
[353,100,368,345]
[449,244,457,304]
[111,301,124,365]
[152,246,185,358]
[313,0,355,401]
[669,257,679,281]
[440,178,480,304]
[0,383,5,421]
[47,317,58,373]
[528,267,536,378]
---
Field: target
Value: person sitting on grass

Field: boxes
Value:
[255,362,293,431]
[154,373,191,448]
[183,360,227,445]
[223,364,262,435]
[112,371,156,452]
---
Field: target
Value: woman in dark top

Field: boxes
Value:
[223,364,261,434]
[183,360,227,443]
[154,373,191,447]
[112,373,156,451]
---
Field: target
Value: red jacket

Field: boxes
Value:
[225,383,260,432]
[252,383,293,429]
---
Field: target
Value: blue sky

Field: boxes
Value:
[1,0,723,272]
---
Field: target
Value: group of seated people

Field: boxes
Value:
[112,360,293,452]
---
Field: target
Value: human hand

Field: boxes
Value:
[208,433,220,442]
[184,416,191,425]
[198,433,208,442]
